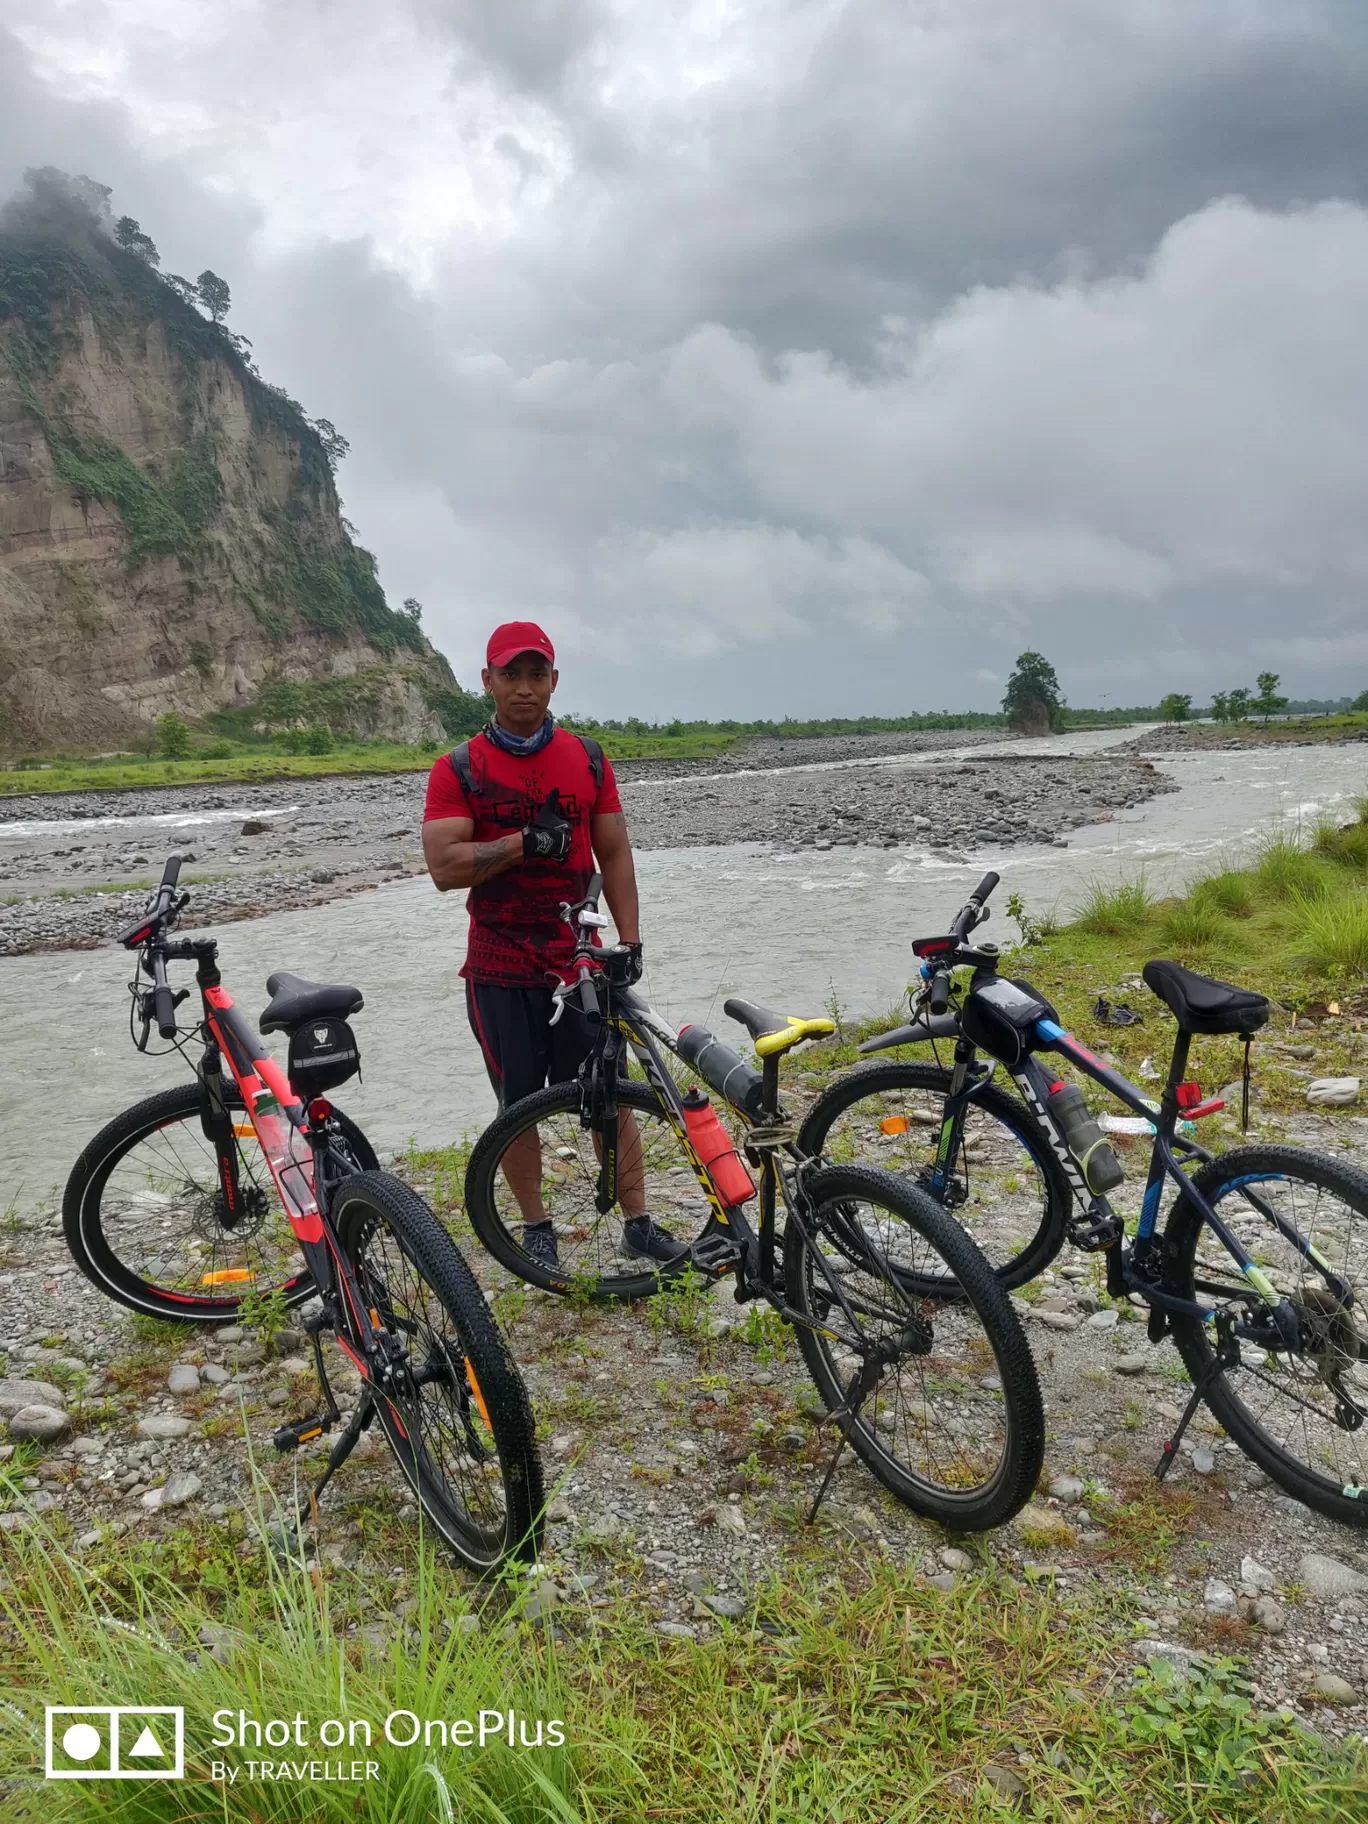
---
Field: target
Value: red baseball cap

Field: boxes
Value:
[486,621,555,668]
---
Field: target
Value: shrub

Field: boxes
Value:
[1312,817,1368,869]
[155,712,192,759]
[1074,875,1153,934]
[302,723,334,755]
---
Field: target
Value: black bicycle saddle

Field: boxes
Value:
[1142,960,1269,1036]
[260,971,364,1034]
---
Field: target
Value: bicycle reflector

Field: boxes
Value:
[912,936,955,957]
[1176,1080,1225,1118]
[880,1115,910,1134]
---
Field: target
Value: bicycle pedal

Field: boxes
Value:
[1065,1213,1124,1253]
[272,1413,334,1452]
[689,1232,744,1277]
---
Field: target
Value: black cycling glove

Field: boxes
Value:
[623,942,644,984]
[522,787,573,862]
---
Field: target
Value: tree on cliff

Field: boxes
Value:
[195,270,231,324]
[114,216,160,266]
[1002,651,1064,734]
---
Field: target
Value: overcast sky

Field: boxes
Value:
[5,2,1368,718]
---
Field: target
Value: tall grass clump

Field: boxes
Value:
[1252,830,1327,902]
[1312,816,1368,869]
[1189,870,1255,919]
[1074,875,1153,935]
[1161,900,1229,956]
[1293,887,1368,976]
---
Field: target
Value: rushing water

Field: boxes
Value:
[2,732,1364,1198]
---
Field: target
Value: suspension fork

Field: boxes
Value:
[196,1038,246,1230]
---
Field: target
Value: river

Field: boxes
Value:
[2,730,1363,1201]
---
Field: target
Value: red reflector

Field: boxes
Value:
[308,1097,332,1122]
[1185,1098,1225,1119]
[912,936,954,956]
[1175,1081,1203,1109]
[122,924,153,948]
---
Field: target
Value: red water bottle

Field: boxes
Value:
[681,1088,756,1206]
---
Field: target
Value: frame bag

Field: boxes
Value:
[959,977,1059,1068]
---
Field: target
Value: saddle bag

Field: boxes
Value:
[959,976,1059,1068]
[288,1016,361,1094]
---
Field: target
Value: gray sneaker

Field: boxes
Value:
[521,1222,560,1271]
[622,1215,688,1265]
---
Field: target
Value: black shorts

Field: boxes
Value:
[465,980,602,1109]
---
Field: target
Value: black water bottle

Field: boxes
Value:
[676,1024,768,1120]
[1046,1081,1124,1194]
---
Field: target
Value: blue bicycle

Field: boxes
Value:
[803,872,1368,1527]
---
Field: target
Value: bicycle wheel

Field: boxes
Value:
[463,1079,712,1301]
[784,1164,1044,1531]
[63,1083,377,1322]
[333,1171,543,1571]
[1167,1145,1368,1527]
[798,1060,1069,1290]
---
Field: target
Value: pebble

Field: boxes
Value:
[923,1572,958,1592]
[1306,1078,1360,1107]
[1046,1476,1086,1503]
[1250,1596,1286,1634]
[160,1471,203,1508]
[136,1415,194,1440]
[1031,1310,1080,1332]
[656,1621,696,1639]
[167,1364,201,1395]
[1312,1672,1359,1704]
[1298,1552,1368,1598]
[938,1547,974,1572]
[1240,1555,1275,1594]
[1112,1354,1149,1375]
[1190,1448,1216,1475]
[981,1764,1026,1800]
[1202,1578,1236,1615]
[201,1364,231,1385]
[702,1593,748,1619]
[8,1404,71,1443]
[1086,1308,1117,1329]
[713,1504,747,1537]
[0,1377,66,1415]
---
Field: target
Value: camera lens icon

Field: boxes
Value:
[62,1722,105,1761]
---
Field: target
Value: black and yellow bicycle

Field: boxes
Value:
[463,875,1044,1531]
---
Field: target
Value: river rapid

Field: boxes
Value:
[2,730,1364,1201]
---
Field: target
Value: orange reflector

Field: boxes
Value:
[465,1357,492,1430]
[231,1123,257,1139]
[201,1268,254,1286]
[880,1115,910,1135]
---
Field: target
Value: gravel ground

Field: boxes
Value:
[0,734,1172,956]
[3,1090,1367,1742]
[1121,724,1368,755]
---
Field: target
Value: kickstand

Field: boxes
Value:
[805,1361,880,1525]
[1154,1320,1237,1481]
[313,1390,375,1503]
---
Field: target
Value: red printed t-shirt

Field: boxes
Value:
[422,729,622,986]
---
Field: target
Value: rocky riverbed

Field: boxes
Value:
[2,1087,1366,1740]
[0,732,1172,956]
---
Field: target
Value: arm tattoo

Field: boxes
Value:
[470,840,511,885]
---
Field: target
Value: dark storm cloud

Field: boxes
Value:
[7,4,1368,714]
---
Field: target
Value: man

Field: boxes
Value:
[422,620,685,1269]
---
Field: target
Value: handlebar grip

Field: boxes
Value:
[583,871,603,904]
[929,969,951,1016]
[153,983,177,1038]
[578,974,601,1019]
[970,871,999,905]
[160,855,184,892]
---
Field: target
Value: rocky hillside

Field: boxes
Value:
[0,171,461,753]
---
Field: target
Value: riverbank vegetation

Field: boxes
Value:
[2,1504,1361,1820]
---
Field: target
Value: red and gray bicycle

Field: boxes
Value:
[63,856,542,1569]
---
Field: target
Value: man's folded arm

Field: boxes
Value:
[422,816,522,891]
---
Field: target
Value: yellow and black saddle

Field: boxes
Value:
[724,996,835,1058]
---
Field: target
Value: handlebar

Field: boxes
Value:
[578,973,600,1020]
[950,870,999,939]
[928,970,951,1015]
[152,954,178,1038]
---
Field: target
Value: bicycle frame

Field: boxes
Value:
[579,987,890,1352]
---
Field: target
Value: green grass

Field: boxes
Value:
[0,731,743,796]
[1294,888,1368,975]
[1074,876,1154,935]
[1252,831,1332,902]
[2,1511,1363,1821]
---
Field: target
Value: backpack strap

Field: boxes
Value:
[448,730,604,798]
[447,740,479,797]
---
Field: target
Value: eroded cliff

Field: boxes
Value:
[0,173,458,752]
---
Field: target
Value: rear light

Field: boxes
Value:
[121,923,154,948]
[1175,1081,1202,1109]
[308,1097,333,1123]
[912,935,955,957]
